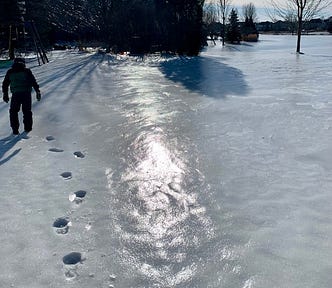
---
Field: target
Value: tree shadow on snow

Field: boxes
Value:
[35,52,106,106]
[0,135,22,166]
[159,56,249,99]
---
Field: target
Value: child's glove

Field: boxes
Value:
[3,93,9,103]
[36,91,41,101]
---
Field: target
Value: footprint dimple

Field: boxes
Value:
[53,218,71,234]
[109,274,117,281]
[75,190,87,198]
[73,151,85,158]
[63,252,83,265]
[53,218,69,228]
[46,135,55,141]
[69,190,87,204]
[49,148,64,153]
[61,172,72,180]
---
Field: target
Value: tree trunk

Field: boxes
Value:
[222,15,225,46]
[9,25,15,60]
[296,9,303,53]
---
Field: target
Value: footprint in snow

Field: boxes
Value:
[61,172,72,180]
[69,190,87,204]
[49,148,64,153]
[109,274,117,281]
[63,252,84,265]
[73,151,85,158]
[46,135,55,141]
[63,252,84,280]
[53,217,71,234]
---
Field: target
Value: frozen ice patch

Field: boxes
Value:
[296,148,332,170]
[106,127,214,286]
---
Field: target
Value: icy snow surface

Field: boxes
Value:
[0,34,332,287]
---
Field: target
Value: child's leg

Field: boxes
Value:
[9,95,21,134]
[22,94,33,132]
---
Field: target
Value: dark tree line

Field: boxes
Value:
[328,18,332,33]
[0,0,22,24]
[0,0,205,56]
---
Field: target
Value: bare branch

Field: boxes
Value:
[267,0,332,52]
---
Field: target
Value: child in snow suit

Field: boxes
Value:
[2,58,41,135]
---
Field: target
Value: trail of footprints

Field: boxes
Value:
[45,135,100,282]
[46,135,117,285]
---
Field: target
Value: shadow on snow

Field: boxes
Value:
[0,135,22,165]
[159,56,249,99]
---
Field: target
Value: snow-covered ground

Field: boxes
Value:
[0,34,331,288]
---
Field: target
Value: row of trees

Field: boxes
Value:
[203,2,258,44]
[1,0,331,56]
[0,0,206,56]
[203,0,331,53]
[257,17,332,33]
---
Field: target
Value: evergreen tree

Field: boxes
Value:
[25,0,52,45]
[109,0,156,54]
[0,0,21,25]
[109,0,205,55]
[0,0,23,58]
[88,0,112,44]
[226,9,241,44]
[165,0,204,55]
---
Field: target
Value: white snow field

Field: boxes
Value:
[0,34,331,288]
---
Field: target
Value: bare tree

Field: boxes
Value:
[203,2,219,44]
[242,2,257,22]
[217,0,232,45]
[242,3,259,41]
[203,2,218,24]
[268,0,332,53]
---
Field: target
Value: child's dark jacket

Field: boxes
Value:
[2,63,39,95]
